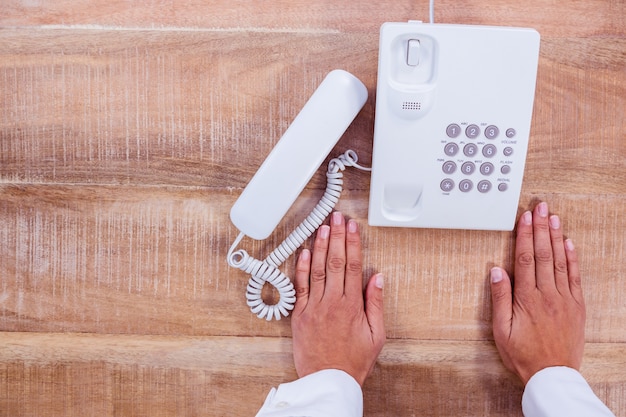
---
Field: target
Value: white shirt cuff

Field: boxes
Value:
[255,369,363,417]
[522,366,615,417]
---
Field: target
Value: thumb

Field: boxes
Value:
[490,267,513,342]
[365,273,386,346]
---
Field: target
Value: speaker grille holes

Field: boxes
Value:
[402,101,421,110]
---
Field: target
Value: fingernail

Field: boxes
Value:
[375,274,384,289]
[538,202,548,218]
[332,211,343,226]
[299,249,310,261]
[522,211,532,225]
[490,267,503,283]
[319,225,330,239]
[549,215,560,230]
[565,239,575,251]
[348,219,358,233]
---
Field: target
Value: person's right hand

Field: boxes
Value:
[290,212,385,386]
[490,202,586,385]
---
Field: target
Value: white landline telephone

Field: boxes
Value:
[227,21,540,320]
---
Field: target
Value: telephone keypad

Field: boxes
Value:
[441,123,518,193]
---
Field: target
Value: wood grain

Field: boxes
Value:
[1,333,624,417]
[1,186,625,343]
[1,0,624,37]
[1,30,624,193]
[1,0,625,415]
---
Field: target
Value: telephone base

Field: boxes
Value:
[368,22,540,231]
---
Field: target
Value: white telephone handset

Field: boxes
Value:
[227,70,369,320]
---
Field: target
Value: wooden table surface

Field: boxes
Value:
[1,1,625,415]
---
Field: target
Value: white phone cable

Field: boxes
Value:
[429,0,435,23]
[227,149,371,320]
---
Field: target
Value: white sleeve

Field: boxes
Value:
[522,366,615,417]
[255,369,363,417]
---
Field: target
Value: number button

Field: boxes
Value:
[459,179,473,192]
[446,123,461,138]
[461,162,476,175]
[442,161,457,174]
[484,125,499,139]
[482,144,497,158]
[444,143,459,156]
[480,162,494,176]
[465,124,480,139]
[463,143,478,157]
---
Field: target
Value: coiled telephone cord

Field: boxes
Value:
[227,150,371,320]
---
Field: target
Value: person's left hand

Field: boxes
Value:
[290,211,386,386]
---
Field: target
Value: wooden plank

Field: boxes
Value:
[0,184,290,338]
[2,185,625,343]
[370,339,626,416]
[0,29,377,188]
[1,29,624,192]
[1,332,624,416]
[0,332,294,417]
[1,0,624,37]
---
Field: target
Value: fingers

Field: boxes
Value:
[532,202,556,291]
[490,267,513,342]
[365,273,386,347]
[293,249,311,315]
[513,210,536,293]
[565,238,584,305]
[325,212,347,297]
[344,218,364,300]
[308,224,330,302]
[549,214,570,295]
[514,201,582,300]
[306,212,354,303]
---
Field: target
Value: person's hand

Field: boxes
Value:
[490,202,586,385]
[291,211,386,386]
